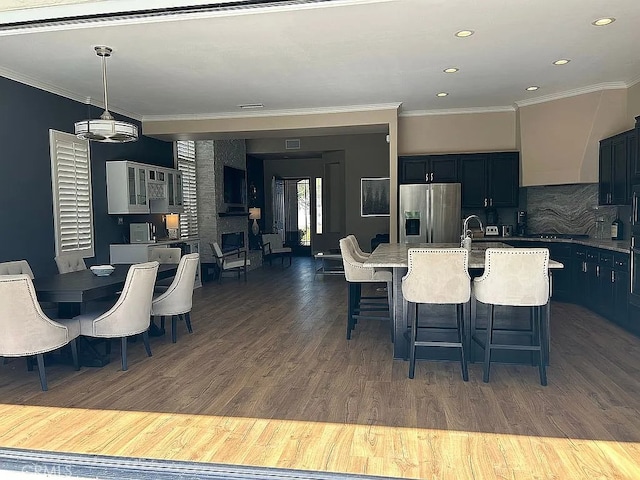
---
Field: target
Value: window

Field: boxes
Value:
[49,130,94,257]
[315,177,323,234]
[176,140,198,238]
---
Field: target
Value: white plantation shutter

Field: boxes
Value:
[176,140,198,238]
[49,130,94,257]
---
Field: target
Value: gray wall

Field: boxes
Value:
[247,132,389,252]
[0,76,173,276]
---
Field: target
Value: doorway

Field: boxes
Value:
[272,177,312,256]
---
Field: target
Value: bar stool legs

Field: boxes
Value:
[346,282,390,340]
[408,301,468,381]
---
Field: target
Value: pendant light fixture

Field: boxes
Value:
[75,46,138,143]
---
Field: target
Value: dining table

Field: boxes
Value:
[33,263,178,367]
[364,242,564,360]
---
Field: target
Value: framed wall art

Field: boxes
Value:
[361,177,390,217]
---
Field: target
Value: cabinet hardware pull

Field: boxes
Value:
[430,172,434,182]
[425,174,429,182]
[633,193,638,223]
[612,271,615,283]
[583,261,586,273]
[490,198,493,207]
[484,198,488,207]
[596,265,600,277]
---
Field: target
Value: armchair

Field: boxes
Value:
[210,242,250,282]
[261,233,292,267]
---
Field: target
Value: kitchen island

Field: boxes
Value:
[365,242,563,362]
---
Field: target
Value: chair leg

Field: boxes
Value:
[530,307,538,366]
[26,356,34,371]
[483,304,495,383]
[347,283,355,339]
[172,315,178,343]
[121,337,128,371]
[457,303,469,382]
[536,306,547,386]
[36,353,47,391]
[408,302,418,379]
[185,312,193,333]
[243,265,247,282]
[70,338,80,371]
[160,316,165,330]
[142,331,152,357]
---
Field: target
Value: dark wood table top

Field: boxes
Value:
[33,264,177,304]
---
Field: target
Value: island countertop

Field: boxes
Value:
[365,242,564,269]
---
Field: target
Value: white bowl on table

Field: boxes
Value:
[90,265,115,277]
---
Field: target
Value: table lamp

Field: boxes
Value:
[165,214,180,239]
[249,207,261,236]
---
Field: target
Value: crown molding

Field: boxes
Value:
[628,75,640,88]
[515,82,628,108]
[142,102,402,122]
[0,68,142,120]
[399,105,515,117]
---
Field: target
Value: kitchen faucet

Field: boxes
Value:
[461,215,484,247]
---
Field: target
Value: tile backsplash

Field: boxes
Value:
[525,183,629,239]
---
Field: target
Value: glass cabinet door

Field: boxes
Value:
[168,172,175,206]
[128,167,136,206]
[176,173,183,206]
[138,168,147,205]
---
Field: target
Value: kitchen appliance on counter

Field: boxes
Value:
[516,211,527,236]
[501,225,513,237]
[129,222,155,243]
[485,207,499,233]
[485,226,499,236]
[399,183,461,244]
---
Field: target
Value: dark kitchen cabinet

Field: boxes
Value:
[611,254,630,327]
[571,245,587,304]
[460,152,519,208]
[629,126,639,188]
[599,129,634,206]
[584,249,600,312]
[399,155,458,184]
[547,243,572,302]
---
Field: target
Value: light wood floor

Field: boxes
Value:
[1,258,640,479]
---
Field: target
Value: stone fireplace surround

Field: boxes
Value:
[196,139,262,270]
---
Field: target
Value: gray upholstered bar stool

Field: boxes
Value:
[402,248,471,380]
[472,248,550,385]
[346,235,370,261]
[339,238,392,340]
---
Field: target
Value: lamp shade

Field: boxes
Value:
[165,214,180,229]
[249,207,261,220]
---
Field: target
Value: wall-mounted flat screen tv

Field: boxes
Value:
[223,165,247,205]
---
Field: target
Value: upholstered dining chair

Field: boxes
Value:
[54,254,87,274]
[402,248,471,381]
[0,260,34,278]
[471,248,550,385]
[60,261,159,371]
[346,234,370,261]
[210,242,250,282]
[0,274,80,391]
[151,253,199,343]
[261,233,292,267]
[339,237,393,340]
[149,247,182,291]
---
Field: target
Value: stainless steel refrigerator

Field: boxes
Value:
[399,183,461,244]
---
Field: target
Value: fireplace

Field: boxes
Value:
[221,232,245,252]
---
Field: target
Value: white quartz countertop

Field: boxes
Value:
[365,242,564,269]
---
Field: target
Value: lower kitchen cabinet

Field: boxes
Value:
[547,243,572,301]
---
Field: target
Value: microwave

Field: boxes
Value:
[130,223,155,243]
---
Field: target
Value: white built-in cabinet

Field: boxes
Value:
[106,160,183,214]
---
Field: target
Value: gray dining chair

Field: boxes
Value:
[55,253,87,274]
[0,274,81,391]
[60,261,159,371]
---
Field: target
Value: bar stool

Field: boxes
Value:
[402,248,471,380]
[472,248,550,385]
[339,238,392,340]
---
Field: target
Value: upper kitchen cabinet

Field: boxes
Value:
[399,155,459,184]
[106,161,183,214]
[599,132,630,206]
[460,152,519,208]
[630,116,640,187]
[106,161,149,214]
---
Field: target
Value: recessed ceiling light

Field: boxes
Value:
[592,17,615,26]
[526,86,540,91]
[436,92,449,97]
[553,59,570,65]
[455,30,474,38]
[238,103,264,109]
[443,67,459,73]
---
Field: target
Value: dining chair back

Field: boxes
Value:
[0,274,80,390]
[346,234,370,262]
[151,253,199,343]
[148,247,182,264]
[0,260,34,279]
[55,254,87,274]
[71,261,159,371]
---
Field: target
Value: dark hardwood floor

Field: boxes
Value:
[1,257,640,479]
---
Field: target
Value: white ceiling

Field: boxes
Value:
[0,0,639,122]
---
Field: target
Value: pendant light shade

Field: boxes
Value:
[75,46,138,143]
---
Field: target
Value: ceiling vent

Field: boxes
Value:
[285,139,301,150]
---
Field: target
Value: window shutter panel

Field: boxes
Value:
[176,141,198,238]
[50,130,94,257]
